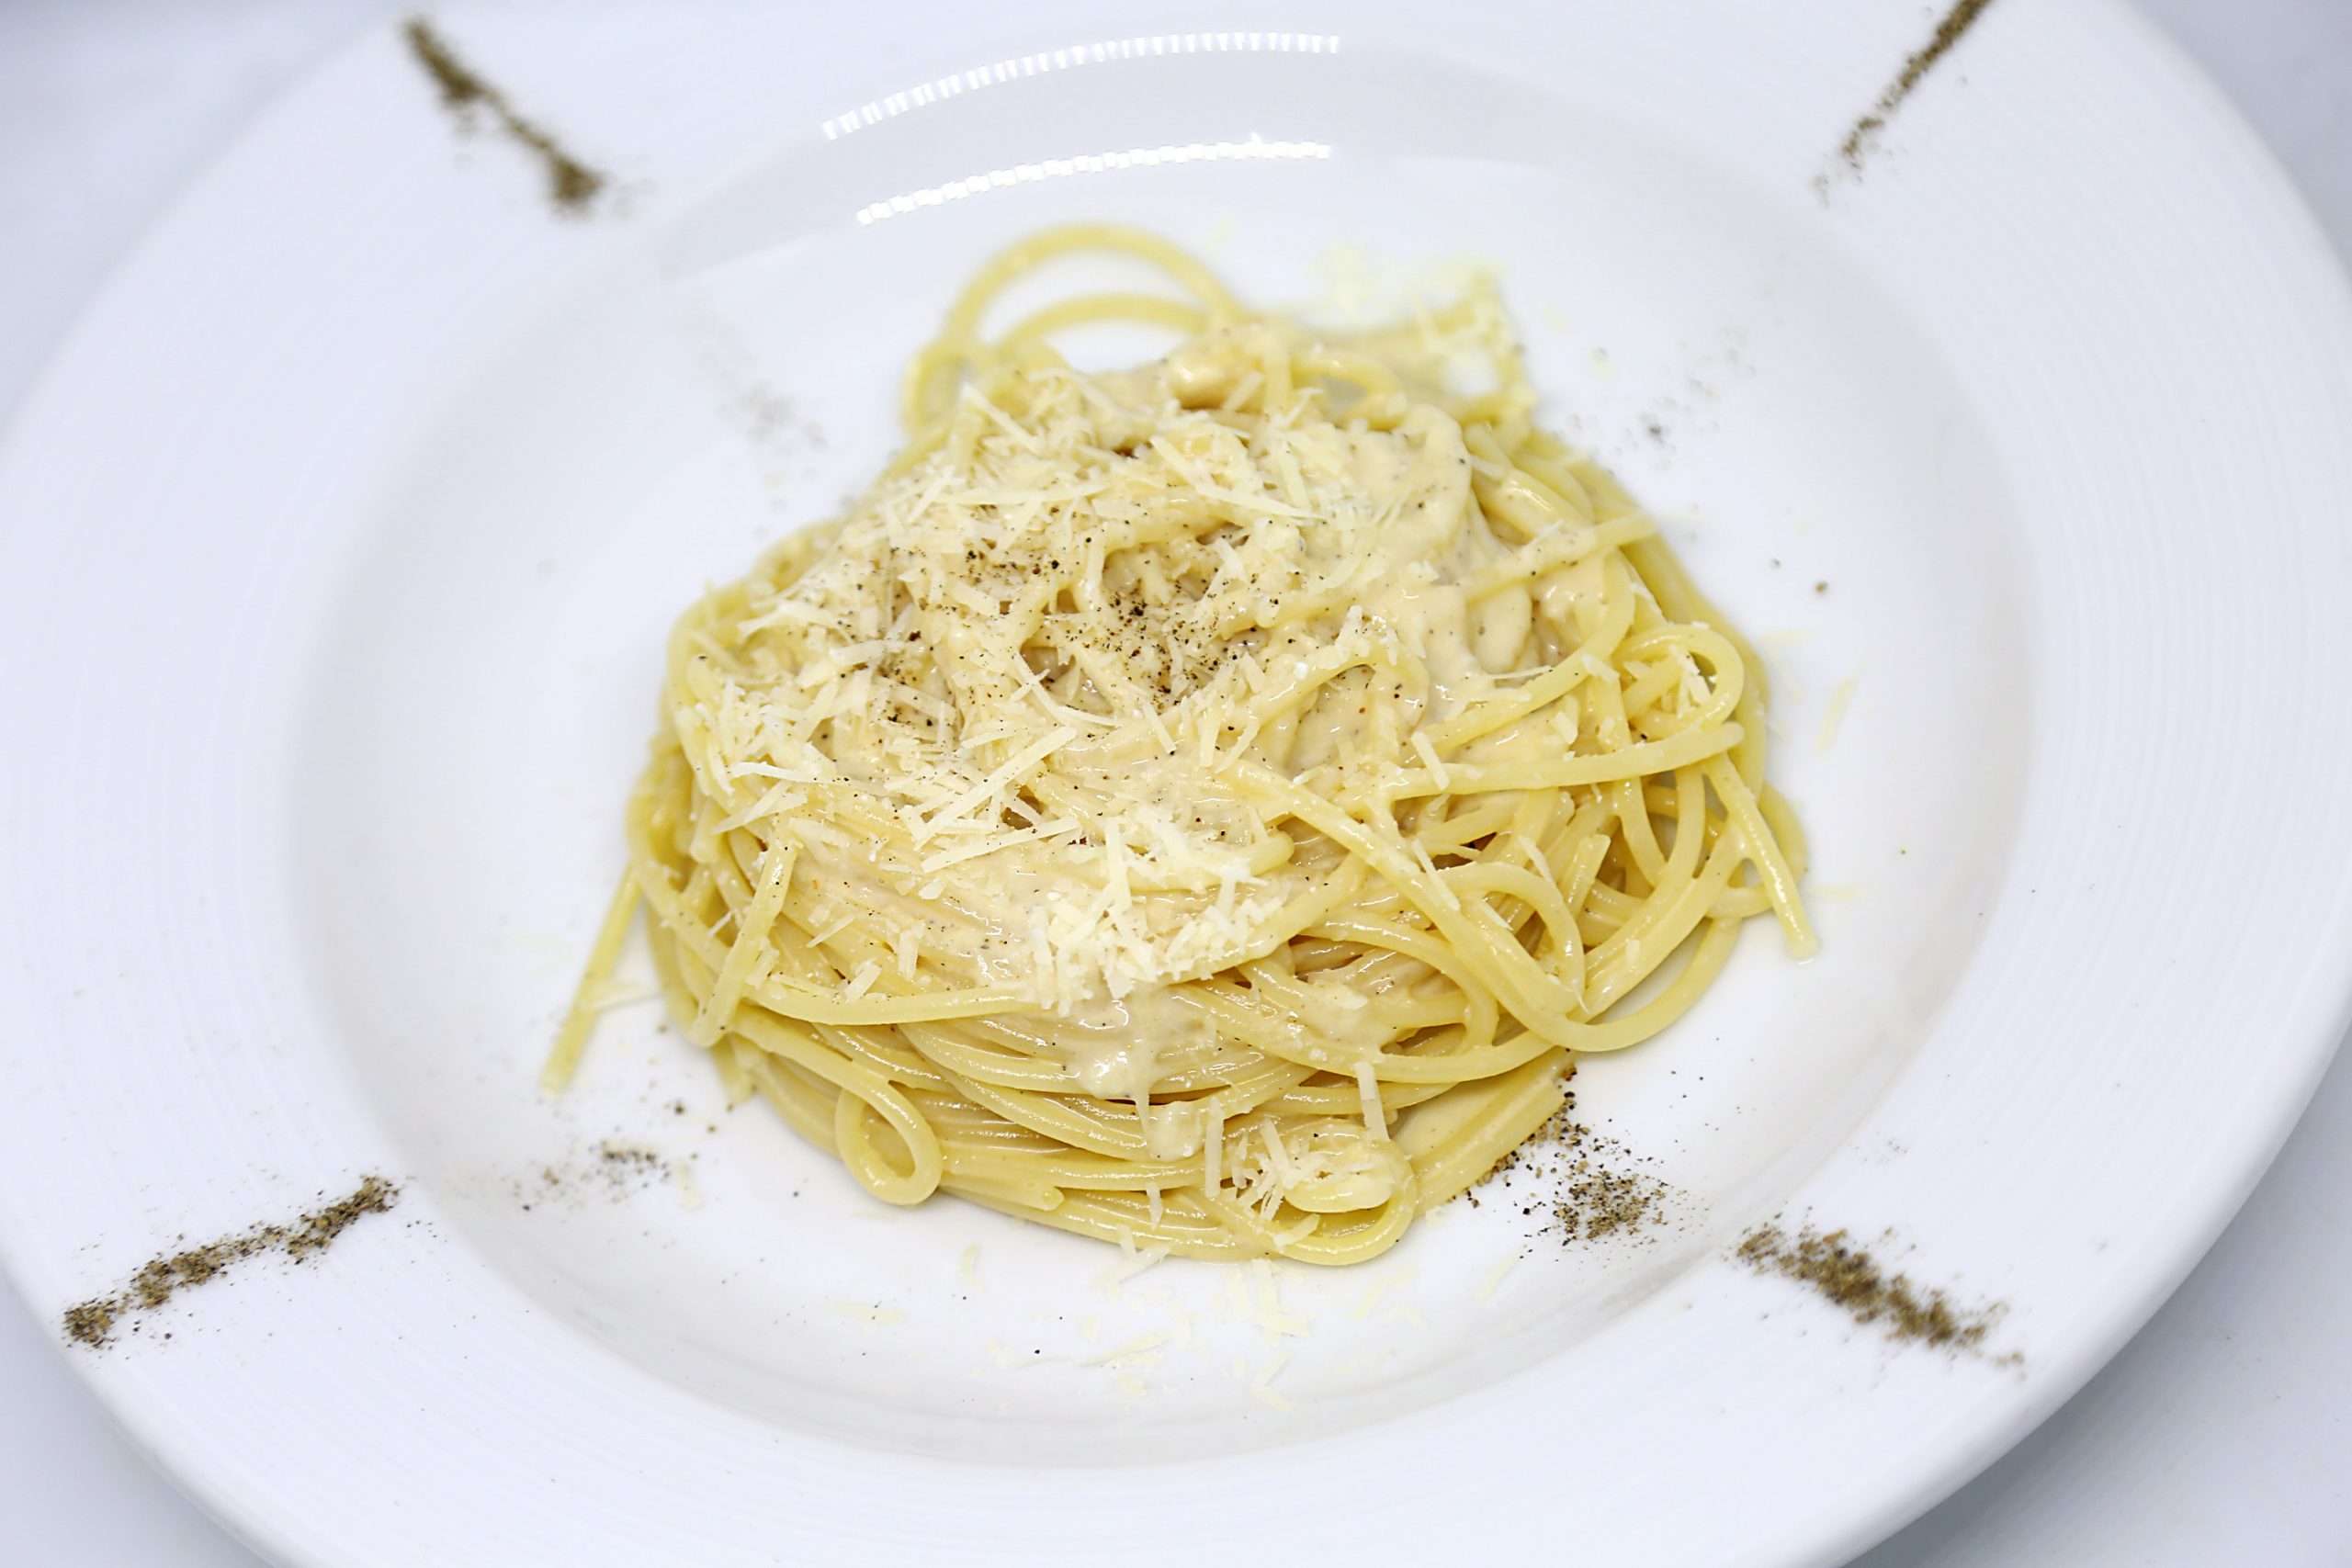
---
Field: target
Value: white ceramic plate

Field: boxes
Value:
[5,2,2350,1562]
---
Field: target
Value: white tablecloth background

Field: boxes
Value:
[3,3,2346,1562]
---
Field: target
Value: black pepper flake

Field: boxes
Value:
[1470,1095,1676,1246]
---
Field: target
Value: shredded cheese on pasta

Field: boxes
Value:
[551,223,1812,1266]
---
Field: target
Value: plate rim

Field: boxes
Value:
[3,1,2351,1563]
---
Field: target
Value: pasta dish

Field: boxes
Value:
[550,225,1812,1265]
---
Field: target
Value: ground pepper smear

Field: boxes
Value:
[62,1175,400,1349]
[402,16,609,213]
[1736,1221,2011,1355]
[1833,0,2000,177]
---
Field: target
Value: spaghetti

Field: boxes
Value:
[552,224,1812,1265]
